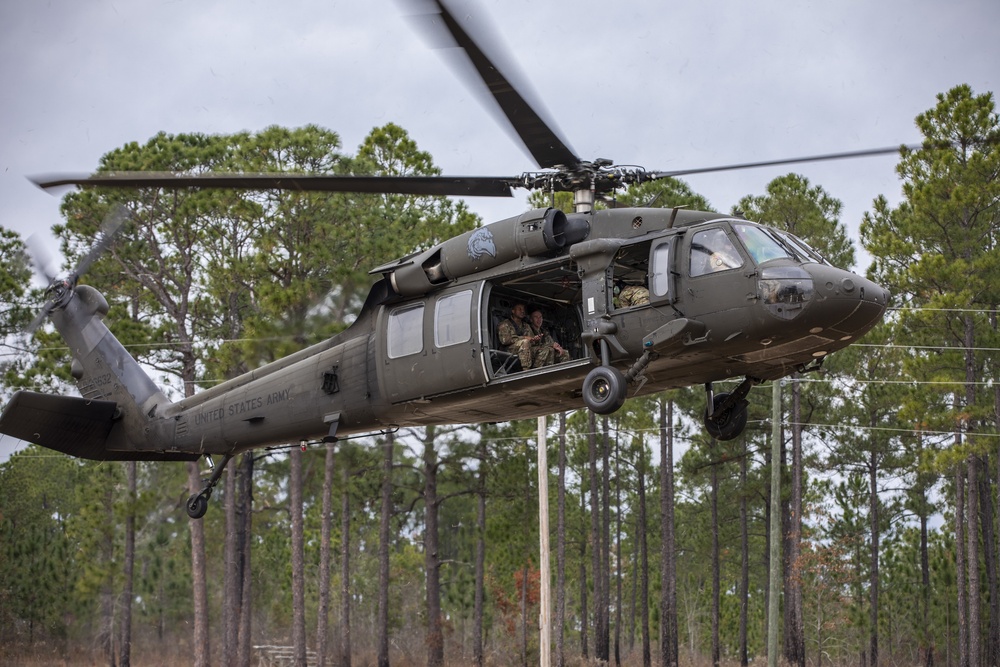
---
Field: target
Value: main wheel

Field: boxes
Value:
[582,366,627,415]
[704,392,748,441]
[186,493,209,520]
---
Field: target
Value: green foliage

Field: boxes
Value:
[0,228,47,395]
[3,84,999,663]
[861,84,1000,454]
[0,447,81,644]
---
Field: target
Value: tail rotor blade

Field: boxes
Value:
[25,204,130,334]
[70,204,130,283]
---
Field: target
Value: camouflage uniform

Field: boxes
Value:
[499,317,550,369]
[531,325,570,365]
[618,285,649,308]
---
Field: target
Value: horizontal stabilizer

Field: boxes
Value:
[0,391,197,462]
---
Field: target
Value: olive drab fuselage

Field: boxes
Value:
[1,204,887,468]
[99,204,886,459]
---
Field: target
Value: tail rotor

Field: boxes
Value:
[26,205,129,334]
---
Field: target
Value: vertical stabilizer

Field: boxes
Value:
[48,284,174,453]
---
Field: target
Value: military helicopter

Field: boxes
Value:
[0,0,890,518]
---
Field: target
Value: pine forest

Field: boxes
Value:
[1,85,998,667]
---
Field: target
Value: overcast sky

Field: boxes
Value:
[1,0,997,459]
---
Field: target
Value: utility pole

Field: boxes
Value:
[767,380,782,667]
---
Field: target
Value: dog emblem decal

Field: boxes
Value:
[467,228,497,261]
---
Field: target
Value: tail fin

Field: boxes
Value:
[0,284,184,460]
[0,391,196,461]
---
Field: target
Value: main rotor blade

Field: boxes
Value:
[408,0,581,171]
[648,145,920,179]
[31,173,517,198]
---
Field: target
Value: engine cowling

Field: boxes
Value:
[377,207,587,297]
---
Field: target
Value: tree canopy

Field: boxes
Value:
[1,85,999,666]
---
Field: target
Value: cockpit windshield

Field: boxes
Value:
[775,231,829,265]
[732,223,793,265]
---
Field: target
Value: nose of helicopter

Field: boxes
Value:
[807,265,890,344]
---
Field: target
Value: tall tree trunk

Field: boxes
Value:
[763,441,771,651]
[969,453,982,667]
[290,446,307,667]
[236,452,255,667]
[377,433,394,667]
[579,490,589,660]
[711,456,720,667]
[521,556,529,667]
[601,417,612,664]
[869,444,879,667]
[317,443,336,667]
[920,493,933,667]
[223,464,239,667]
[520,442,532,667]
[957,462,969,667]
[965,315,981,667]
[659,398,678,667]
[341,461,352,667]
[474,432,487,667]
[188,460,211,667]
[980,454,999,667]
[781,414,794,667]
[637,444,650,667]
[588,411,601,660]
[119,460,136,667]
[739,451,749,667]
[788,378,805,667]
[556,413,567,667]
[423,427,444,667]
[614,435,622,667]
[100,477,114,666]
[995,308,1000,667]
[628,532,638,653]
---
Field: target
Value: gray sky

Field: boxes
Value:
[1,0,998,459]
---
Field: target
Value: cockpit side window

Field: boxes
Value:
[732,224,793,265]
[690,228,744,277]
[612,242,651,309]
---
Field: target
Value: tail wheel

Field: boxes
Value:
[704,392,748,441]
[582,366,627,415]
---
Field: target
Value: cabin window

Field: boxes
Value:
[434,290,473,348]
[689,228,744,277]
[387,303,425,358]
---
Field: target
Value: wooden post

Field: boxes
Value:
[538,416,551,667]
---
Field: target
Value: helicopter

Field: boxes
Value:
[0,0,889,519]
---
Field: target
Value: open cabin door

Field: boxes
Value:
[377,284,487,403]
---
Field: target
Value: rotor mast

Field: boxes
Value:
[573,182,595,214]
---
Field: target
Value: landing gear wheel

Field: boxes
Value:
[704,392,748,441]
[186,493,209,520]
[582,366,627,415]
